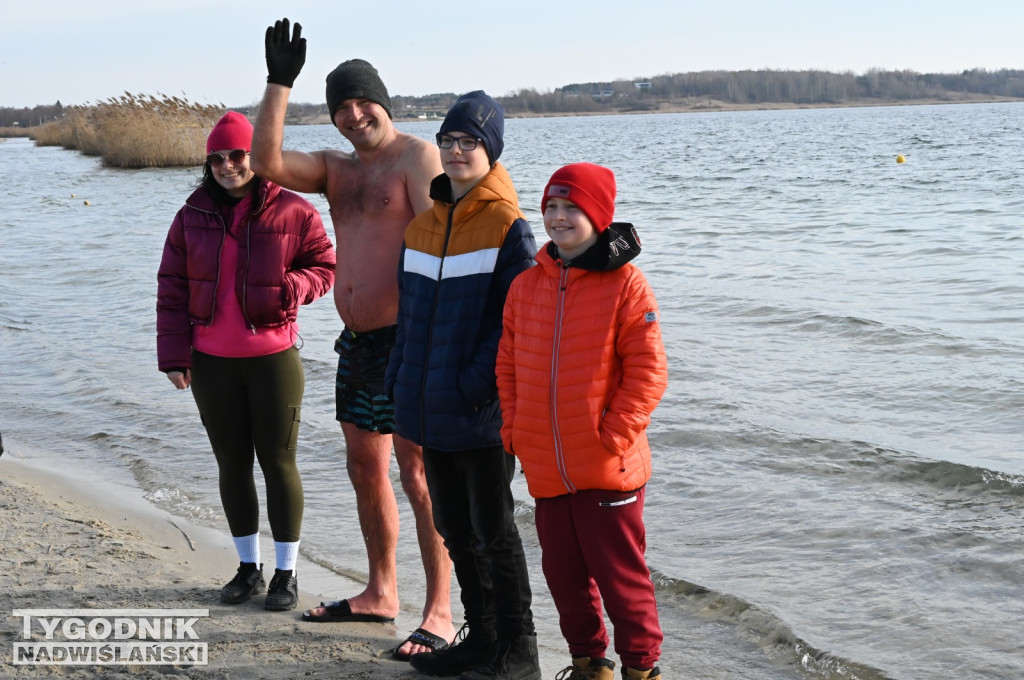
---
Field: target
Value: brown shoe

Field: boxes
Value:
[556,656,616,680]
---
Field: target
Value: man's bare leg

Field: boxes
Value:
[393,434,456,656]
[305,423,399,619]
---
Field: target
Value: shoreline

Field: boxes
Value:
[0,457,421,678]
[288,93,1023,125]
[5,94,1018,137]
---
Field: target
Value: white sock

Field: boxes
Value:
[232,533,260,566]
[274,541,299,573]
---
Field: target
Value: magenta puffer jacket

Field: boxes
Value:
[156,178,335,372]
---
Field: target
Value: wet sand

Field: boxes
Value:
[0,458,447,679]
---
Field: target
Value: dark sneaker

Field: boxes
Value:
[410,624,496,677]
[264,569,298,611]
[622,667,661,680]
[556,656,616,680]
[220,562,265,604]
[459,634,541,680]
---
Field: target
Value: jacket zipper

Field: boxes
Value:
[418,203,455,444]
[193,205,226,328]
[242,215,256,334]
[241,189,267,334]
[552,262,576,494]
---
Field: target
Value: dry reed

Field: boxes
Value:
[29,93,226,168]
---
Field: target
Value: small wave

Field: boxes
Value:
[0,309,32,331]
[906,135,943,147]
[296,549,370,587]
[733,304,1016,358]
[143,485,218,523]
[659,425,1024,501]
[885,452,1024,494]
[116,451,220,524]
[822,441,1022,503]
[652,571,896,680]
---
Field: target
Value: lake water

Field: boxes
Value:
[1,102,1022,680]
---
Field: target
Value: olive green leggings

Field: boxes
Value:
[191,347,304,542]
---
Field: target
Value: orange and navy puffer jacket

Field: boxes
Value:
[386,163,537,451]
[496,224,667,499]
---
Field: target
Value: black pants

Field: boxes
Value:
[422,445,535,639]
[191,348,304,542]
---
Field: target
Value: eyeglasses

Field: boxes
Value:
[206,149,249,167]
[436,134,482,151]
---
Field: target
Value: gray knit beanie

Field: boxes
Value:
[325,59,393,120]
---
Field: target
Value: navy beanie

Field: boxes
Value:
[326,59,393,120]
[438,90,505,163]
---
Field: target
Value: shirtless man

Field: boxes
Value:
[250,18,455,659]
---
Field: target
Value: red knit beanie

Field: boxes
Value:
[206,111,253,154]
[541,163,616,232]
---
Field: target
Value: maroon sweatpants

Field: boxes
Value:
[535,486,663,669]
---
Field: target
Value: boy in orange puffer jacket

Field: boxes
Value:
[496,163,668,680]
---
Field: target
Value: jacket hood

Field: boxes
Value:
[544,221,642,272]
[428,161,518,207]
[428,172,455,203]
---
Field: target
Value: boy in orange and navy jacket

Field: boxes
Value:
[386,91,540,680]
[496,163,668,680]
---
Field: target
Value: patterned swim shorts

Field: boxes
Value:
[334,326,396,434]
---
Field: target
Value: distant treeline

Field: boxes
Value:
[1,101,65,129]
[499,67,1024,115]
[3,68,1022,130]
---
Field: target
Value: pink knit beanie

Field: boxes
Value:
[206,112,253,154]
[541,163,617,232]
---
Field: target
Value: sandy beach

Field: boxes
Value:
[0,457,453,679]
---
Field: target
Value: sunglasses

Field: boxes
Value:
[436,134,482,151]
[206,149,249,167]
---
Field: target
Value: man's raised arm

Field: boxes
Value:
[251,18,327,194]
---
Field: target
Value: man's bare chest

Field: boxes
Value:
[326,171,410,221]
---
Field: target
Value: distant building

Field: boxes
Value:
[634,82,652,91]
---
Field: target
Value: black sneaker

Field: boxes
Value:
[459,634,541,680]
[220,562,265,604]
[622,667,661,680]
[410,624,496,677]
[264,569,298,611]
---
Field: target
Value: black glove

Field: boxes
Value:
[265,18,306,88]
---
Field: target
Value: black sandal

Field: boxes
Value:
[391,627,450,661]
[301,599,395,623]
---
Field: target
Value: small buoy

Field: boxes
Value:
[83,200,91,205]
[71,193,76,198]
[896,154,905,163]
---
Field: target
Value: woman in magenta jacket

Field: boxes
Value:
[156,112,334,612]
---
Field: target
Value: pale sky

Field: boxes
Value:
[2,0,1021,109]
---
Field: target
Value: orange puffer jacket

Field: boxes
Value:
[497,224,667,499]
